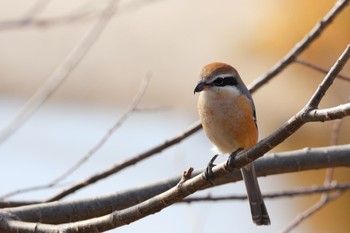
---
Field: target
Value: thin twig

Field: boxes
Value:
[279,103,347,233]
[232,44,350,169]
[46,121,202,201]
[295,59,350,82]
[0,0,166,31]
[305,44,350,109]
[0,0,118,145]
[21,0,52,23]
[180,182,350,202]
[248,0,350,93]
[0,181,71,201]
[279,191,343,233]
[0,75,150,200]
[50,75,150,184]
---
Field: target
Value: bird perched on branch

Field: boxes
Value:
[194,62,270,225]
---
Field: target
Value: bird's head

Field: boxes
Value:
[194,62,243,94]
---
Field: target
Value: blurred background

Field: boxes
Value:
[0,0,349,232]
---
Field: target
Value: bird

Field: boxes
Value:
[194,62,270,226]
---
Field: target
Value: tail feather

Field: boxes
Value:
[241,163,270,226]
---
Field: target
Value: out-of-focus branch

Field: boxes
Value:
[0,75,150,200]
[295,59,350,82]
[248,0,350,93]
[279,113,347,233]
[21,0,52,22]
[0,0,118,145]
[0,0,166,31]
[279,191,343,233]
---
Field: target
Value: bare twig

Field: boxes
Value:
[0,182,71,201]
[177,167,194,188]
[331,119,344,146]
[21,0,52,23]
[46,121,202,201]
[279,191,343,233]
[50,75,150,184]
[248,0,350,93]
[305,45,350,109]
[0,0,165,31]
[0,0,118,145]
[279,109,346,232]
[180,182,350,202]
[0,75,150,200]
[295,59,350,82]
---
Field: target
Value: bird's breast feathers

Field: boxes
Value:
[198,86,258,154]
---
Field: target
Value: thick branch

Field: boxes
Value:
[1,144,349,225]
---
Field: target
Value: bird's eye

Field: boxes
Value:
[213,77,224,86]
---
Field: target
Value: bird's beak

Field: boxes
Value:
[194,81,207,94]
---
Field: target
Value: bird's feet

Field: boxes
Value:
[203,154,219,184]
[225,148,244,170]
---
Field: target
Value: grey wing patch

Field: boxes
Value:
[253,108,258,129]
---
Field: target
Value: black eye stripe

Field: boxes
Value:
[212,76,238,87]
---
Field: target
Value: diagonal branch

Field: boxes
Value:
[46,121,202,202]
[279,191,343,233]
[248,0,350,93]
[0,75,150,200]
[305,45,350,109]
[232,44,350,169]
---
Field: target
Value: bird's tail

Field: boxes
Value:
[241,163,270,225]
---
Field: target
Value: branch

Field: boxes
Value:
[279,191,343,233]
[279,115,345,232]
[46,121,202,202]
[0,75,150,200]
[180,182,350,202]
[50,75,150,183]
[1,144,349,223]
[229,44,350,170]
[0,0,166,31]
[295,59,350,82]
[305,44,350,109]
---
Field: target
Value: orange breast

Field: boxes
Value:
[198,91,258,154]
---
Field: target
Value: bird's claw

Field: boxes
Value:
[225,148,243,170]
[203,154,219,185]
